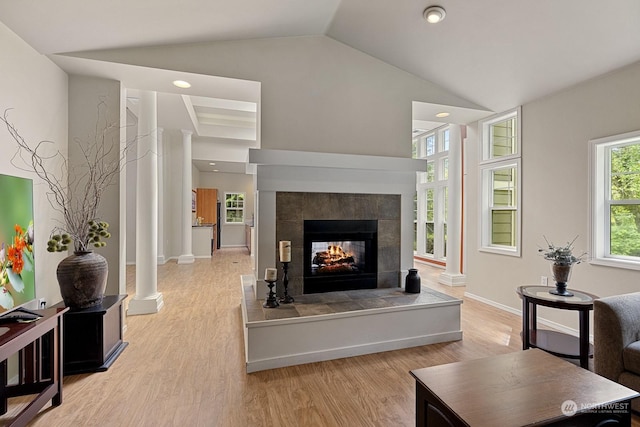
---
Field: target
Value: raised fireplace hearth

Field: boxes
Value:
[304,220,377,294]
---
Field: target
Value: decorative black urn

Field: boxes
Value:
[405,268,421,293]
[56,251,108,309]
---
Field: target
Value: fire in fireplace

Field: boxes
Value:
[304,220,377,294]
[311,242,363,274]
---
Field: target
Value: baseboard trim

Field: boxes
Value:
[464,291,586,340]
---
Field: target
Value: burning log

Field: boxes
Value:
[313,244,355,266]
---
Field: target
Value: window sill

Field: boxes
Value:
[589,257,640,271]
[478,246,521,257]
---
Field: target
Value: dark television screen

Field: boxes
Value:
[0,174,35,313]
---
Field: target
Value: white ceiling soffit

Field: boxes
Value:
[50,55,261,102]
[182,95,258,141]
[192,159,248,174]
[412,101,492,128]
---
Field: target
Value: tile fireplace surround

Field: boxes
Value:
[275,191,401,297]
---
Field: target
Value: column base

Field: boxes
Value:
[438,272,466,287]
[157,254,166,265]
[177,254,195,264]
[127,293,164,316]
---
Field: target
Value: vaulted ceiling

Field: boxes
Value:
[2,0,640,171]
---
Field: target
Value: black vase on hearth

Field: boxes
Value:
[405,268,421,293]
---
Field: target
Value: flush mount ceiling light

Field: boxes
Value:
[423,6,446,24]
[173,80,191,89]
[435,112,450,118]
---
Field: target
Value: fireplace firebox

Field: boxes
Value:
[303,220,377,294]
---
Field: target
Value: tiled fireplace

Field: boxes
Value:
[275,192,401,297]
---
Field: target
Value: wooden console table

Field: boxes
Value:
[52,295,128,375]
[411,349,639,426]
[0,307,68,427]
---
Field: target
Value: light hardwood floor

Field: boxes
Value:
[2,248,638,426]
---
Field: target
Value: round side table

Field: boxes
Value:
[516,285,599,369]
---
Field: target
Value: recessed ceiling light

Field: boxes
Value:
[209,162,216,166]
[213,169,219,172]
[423,6,446,24]
[436,112,450,118]
[173,80,191,89]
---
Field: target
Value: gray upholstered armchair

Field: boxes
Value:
[594,292,640,412]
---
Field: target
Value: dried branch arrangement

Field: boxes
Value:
[1,100,127,253]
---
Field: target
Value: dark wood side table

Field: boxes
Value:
[517,285,598,369]
[0,307,68,427]
[410,349,639,426]
[52,295,128,375]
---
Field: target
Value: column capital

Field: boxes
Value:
[181,129,193,137]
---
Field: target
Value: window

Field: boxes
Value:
[441,128,450,152]
[224,192,245,224]
[479,108,521,256]
[590,131,640,270]
[414,125,450,261]
[425,188,435,255]
[426,161,435,183]
[426,134,436,156]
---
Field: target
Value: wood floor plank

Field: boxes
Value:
[0,248,637,426]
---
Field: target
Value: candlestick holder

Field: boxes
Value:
[263,280,279,308]
[279,262,295,304]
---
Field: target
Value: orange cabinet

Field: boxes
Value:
[196,188,218,226]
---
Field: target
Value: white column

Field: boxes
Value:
[129,91,164,315]
[439,125,466,286]
[177,129,195,264]
[156,127,166,265]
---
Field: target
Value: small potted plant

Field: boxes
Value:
[539,236,587,296]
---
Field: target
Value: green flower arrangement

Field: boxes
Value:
[46,220,110,253]
[538,236,587,266]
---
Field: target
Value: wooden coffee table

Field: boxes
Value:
[410,349,639,426]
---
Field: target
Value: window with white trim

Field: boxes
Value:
[224,192,245,224]
[590,131,640,270]
[414,125,449,261]
[479,107,521,256]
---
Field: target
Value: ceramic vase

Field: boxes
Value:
[405,268,421,293]
[549,263,573,297]
[56,251,108,309]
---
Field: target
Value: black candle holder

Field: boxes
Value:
[263,280,279,308]
[279,262,295,304]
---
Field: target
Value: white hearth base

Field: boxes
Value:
[240,275,462,373]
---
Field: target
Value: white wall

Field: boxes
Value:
[68,75,123,297]
[165,130,185,259]
[0,22,68,307]
[198,171,254,247]
[65,35,485,158]
[466,60,640,330]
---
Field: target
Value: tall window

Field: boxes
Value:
[590,131,640,270]
[224,192,245,224]
[414,125,450,262]
[479,107,521,256]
